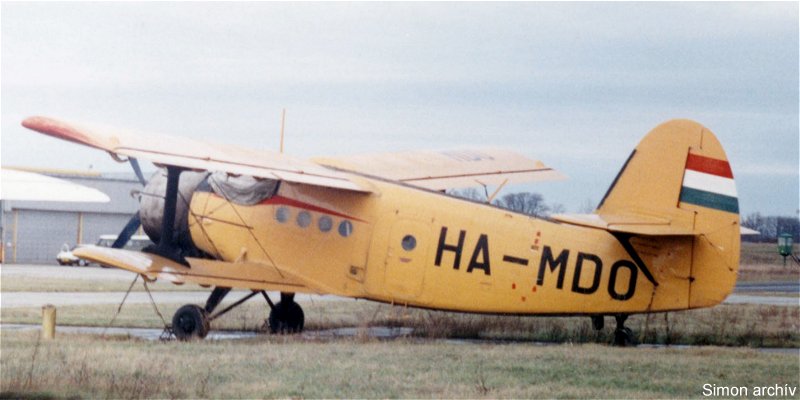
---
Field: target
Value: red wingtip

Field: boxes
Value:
[21,116,101,149]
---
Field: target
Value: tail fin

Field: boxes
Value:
[554,119,741,307]
[597,119,739,228]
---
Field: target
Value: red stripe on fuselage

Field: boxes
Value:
[685,153,733,179]
[260,195,366,223]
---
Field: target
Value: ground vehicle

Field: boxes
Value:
[56,243,89,266]
[95,234,152,250]
[56,235,152,266]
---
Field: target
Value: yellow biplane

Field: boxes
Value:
[22,116,741,345]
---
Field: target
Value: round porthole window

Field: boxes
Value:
[275,207,290,223]
[318,216,333,232]
[338,220,353,237]
[401,235,416,251]
[297,211,311,228]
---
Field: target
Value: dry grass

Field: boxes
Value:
[0,275,201,292]
[3,299,799,348]
[738,263,800,282]
[738,243,800,282]
[741,242,790,265]
[1,330,798,399]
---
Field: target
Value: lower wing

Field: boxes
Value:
[73,246,317,294]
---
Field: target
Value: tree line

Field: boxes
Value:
[741,213,800,242]
[447,188,565,218]
[449,189,800,243]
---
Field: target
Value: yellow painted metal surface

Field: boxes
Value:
[182,119,740,315]
[62,118,739,317]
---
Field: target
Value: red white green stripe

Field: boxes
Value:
[679,153,739,213]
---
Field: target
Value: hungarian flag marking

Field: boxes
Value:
[679,153,739,213]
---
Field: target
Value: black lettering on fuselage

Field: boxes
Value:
[571,252,603,295]
[537,246,568,289]
[467,234,491,275]
[608,260,637,300]
[435,227,465,270]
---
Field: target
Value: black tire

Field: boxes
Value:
[172,304,210,340]
[268,301,305,334]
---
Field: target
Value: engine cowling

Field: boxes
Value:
[140,169,210,257]
[138,169,280,260]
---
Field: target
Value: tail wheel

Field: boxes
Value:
[172,304,210,340]
[268,301,304,334]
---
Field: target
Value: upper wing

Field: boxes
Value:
[22,116,371,193]
[313,148,565,191]
[0,168,110,202]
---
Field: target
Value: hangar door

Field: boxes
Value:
[7,210,133,264]
[12,210,76,264]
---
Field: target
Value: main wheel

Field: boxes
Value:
[613,327,637,347]
[268,301,304,334]
[172,304,210,340]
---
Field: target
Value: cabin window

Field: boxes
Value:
[275,207,290,223]
[338,220,353,237]
[318,216,333,232]
[401,235,417,251]
[297,211,311,228]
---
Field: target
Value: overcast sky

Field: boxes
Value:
[2,2,798,216]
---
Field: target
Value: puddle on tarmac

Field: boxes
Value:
[1,323,796,354]
[0,324,413,341]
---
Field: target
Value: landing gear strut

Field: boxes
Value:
[267,292,305,334]
[612,314,637,347]
[590,315,604,331]
[171,289,305,340]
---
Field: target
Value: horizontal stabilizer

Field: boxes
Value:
[552,213,696,236]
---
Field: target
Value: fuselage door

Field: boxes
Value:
[384,219,430,300]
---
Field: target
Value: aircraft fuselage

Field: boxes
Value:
[187,174,736,316]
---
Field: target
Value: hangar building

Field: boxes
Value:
[2,169,144,264]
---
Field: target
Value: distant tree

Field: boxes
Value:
[579,198,596,213]
[742,212,800,242]
[550,203,566,215]
[495,192,550,217]
[447,188,485,201]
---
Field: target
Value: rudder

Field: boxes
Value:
[596,119,741,308]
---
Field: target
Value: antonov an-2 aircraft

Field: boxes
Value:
[22,116,741,345]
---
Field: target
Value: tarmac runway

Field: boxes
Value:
[735,281,800,293]
[0,291,335,308]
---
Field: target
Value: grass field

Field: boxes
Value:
[3,298,799,348]
[0,271,200,292]
[1,243,798,398]
[1,330,798,399]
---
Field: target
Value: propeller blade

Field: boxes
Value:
[112,212,142,249]
[129,158,147,186]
